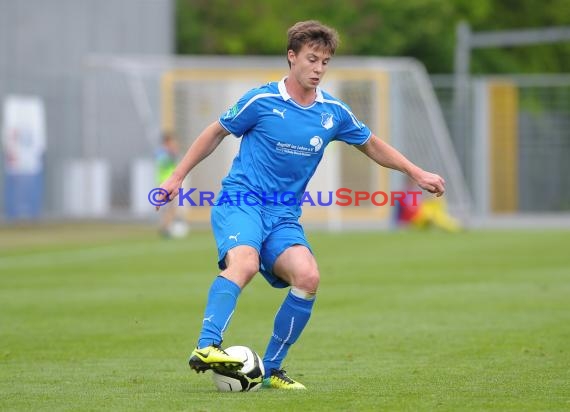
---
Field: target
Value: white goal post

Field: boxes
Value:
[82,55,471,229]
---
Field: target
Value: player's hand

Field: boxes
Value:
[414,170,446,197]
[155,174,184,211]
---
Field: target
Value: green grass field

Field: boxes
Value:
[1,224,569,411]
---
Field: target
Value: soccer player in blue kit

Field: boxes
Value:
[157,20,445,389]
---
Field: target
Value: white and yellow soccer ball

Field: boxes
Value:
[212,346,265,392]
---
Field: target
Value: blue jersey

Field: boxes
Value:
[218,77,372,217]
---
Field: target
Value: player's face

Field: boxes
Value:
[288,44,331,90]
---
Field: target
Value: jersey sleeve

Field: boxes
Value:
[334,103,372,146]
[218,88,261,138]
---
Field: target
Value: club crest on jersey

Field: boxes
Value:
[321,112,334,130]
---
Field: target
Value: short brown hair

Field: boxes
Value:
[286,21,339,67]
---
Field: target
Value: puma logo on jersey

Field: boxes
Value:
[272,108,286,119]
[228,232,240,242]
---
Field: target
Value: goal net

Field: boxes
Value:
[81,55,471,229]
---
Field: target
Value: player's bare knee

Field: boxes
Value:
[224,246,260,285]
[293,266,320,293]
[242,258,260,278]
[227,257,259,278]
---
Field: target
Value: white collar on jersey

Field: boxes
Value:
[278,77,324,103]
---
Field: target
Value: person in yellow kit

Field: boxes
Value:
[156,131,182,237]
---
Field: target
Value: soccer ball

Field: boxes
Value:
[168,220,189,238]
[212,346,265,392]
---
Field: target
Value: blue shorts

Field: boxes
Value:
[211,202,311,288]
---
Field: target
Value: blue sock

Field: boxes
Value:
[197,276,241,348]
[263,289,315,377]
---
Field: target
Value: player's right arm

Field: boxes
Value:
[156,121,229,209]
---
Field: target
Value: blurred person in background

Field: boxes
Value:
[155,131,183,237]
[395,176,461,232]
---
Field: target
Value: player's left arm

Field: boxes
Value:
[357,134,446,197]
